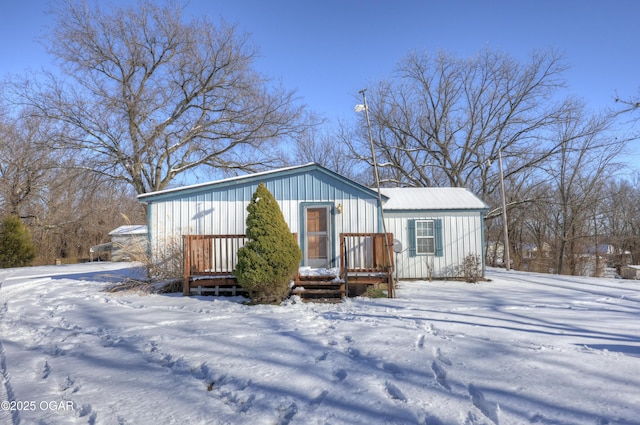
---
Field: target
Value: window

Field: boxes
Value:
[415,220,435,254]
[408,218,443,257]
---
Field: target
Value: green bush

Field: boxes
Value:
[0,215,36,268]
[233,183,301,304]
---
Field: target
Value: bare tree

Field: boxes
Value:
[0,109,58,217]
[546,105,623,275]
[349,48,572,197]
[294,124,370,184]
[602,177,640,269]
[615,90,640,116]
[27,166,145,264]
[12,0,313,195]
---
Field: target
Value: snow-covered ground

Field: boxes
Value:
[1,262,639,425]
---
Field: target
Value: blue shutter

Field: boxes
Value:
[408,219,416,257]
[434,218,443,257]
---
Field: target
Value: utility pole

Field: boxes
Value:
[357,89,394,290]
[498,148,511,271]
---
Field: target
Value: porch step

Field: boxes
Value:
[291,288,345,298]
[292,275,345,302]
[345,277,389,285]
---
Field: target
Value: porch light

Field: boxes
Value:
[336,204,343,214]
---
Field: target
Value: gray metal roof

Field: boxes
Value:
[108,225,148,236]
[380,187,488,211]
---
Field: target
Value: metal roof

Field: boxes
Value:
[380,187,488,211]
[108,225,148,236]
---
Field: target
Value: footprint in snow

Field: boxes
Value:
[332,368,348,382]
[425,414,446,425]
[434,347,452,366]
[468,384,499,425]
[213,376,254,413]
[431,361,450,391]
[235,393,255,414]
[385,381,407,402]
[416,334,425,349]
[40,360,51,380]
[346,346,360,359]
[315,351,329,363]
[77,403,92,418]
[277,402,298,425]
[59,375,80,393]
[382,361,402,375]
[310,389,329,408]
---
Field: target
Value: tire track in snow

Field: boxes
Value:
[0,286,19,425]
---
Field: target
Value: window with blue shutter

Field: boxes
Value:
[409,218,443,257]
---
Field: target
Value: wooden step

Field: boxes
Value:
[296,274,339,281]
[345,277,388,285]
[291,288,345,295]
[293,283,342,288]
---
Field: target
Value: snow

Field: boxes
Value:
[380,187,488,211]
[1,263,639,425]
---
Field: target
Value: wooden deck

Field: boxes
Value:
[340,232,395,298]
[183,234,248,296]
[183,233,394,301]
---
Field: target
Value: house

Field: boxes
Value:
[137,163,487,296]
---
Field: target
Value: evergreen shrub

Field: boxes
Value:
[233,183,301,303]
[0,215,36,268]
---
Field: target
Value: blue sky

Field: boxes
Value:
[1,1,639,166]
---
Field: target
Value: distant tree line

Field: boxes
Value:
[339,50,639,276]
[1,0,311,264]
[0,0,638,275]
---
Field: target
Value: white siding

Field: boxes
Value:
[385,211,484,279]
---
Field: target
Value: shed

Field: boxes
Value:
[108,225,148,261]
[621,265,640,280]
[381,187,488,280]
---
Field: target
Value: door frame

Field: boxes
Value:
[300,202,336,268]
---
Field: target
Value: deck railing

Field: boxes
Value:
[339,232,394,272]
[184,234,248,276]
[183,232,395,297]
[340,232,395,297]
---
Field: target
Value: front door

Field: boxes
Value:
[305,206,331,268]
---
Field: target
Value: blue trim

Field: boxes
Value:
[408,219,416,257]
[434,218,443,257]
[146,202,152,258]
[480,211,486,276]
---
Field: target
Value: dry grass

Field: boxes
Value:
[104,277,182,294]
